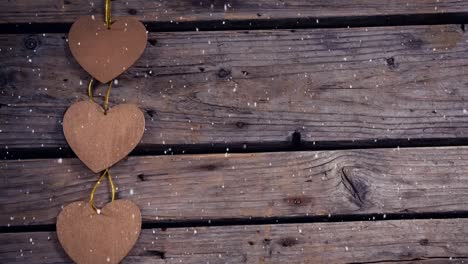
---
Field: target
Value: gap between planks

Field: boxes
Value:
[1,0,468,33]
[4,137,468,160]
[1,13,468,34]
[4,210,468,234]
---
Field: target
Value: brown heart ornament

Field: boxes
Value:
[57,200,141,264]
[69,16,148,83]
[63,100,145,173]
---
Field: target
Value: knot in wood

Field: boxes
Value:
[24,36,38,50]
[217,68,231,78]
[291,131,302,146]
[236,121,246,128]
[386,57,397,69]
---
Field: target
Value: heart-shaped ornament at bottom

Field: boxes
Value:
[63,101,145,173]
[57,200,141,264]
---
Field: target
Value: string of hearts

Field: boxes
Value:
[57,1,148,263]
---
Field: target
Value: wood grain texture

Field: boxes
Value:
[1,25,468,152]
[2,146,468,227]
[0,0,467,24]
[2,219,468,263]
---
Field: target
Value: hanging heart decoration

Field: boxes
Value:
[68,16,147,83]
[63,100,145,173]
[57,200,142,264]
[57,1,148,263]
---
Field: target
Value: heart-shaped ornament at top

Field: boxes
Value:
[63,100,145,173]
[68,16,148,84]
[57,200,141,264]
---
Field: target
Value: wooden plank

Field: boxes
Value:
[2,146,468,227]
[2,219,468,263]
[1,25,468,152]
[0,0,467,25]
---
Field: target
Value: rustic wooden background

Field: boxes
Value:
[2,0,468,263]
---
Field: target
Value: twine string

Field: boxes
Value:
[89,169,116,213]
[86,0,116,213]
[105,0,112,29]
[87,78,113,114]
[88,78,95,102]
[104,80,112,113]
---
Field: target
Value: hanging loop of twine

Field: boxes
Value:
[85,0,115,214]
[89,169,116,213]
[105,0,112,29]
[88,78,113,114]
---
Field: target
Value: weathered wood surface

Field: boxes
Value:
[2,219,468,263]
[1,0,467,25]
[1,25,468,152]
[2,1,468,263]
[2,146,468,227]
